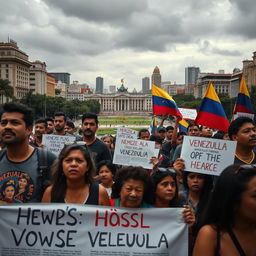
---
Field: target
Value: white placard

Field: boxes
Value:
[178,108,197,120]
[113,137,160,169]
[42,134,76,156]
[0,204,188,256]
[181,136,237,176]
[116,127,138,140]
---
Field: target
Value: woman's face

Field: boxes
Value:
[187,173,205,192]
[99,165,113,186]
[62,150,88,180]
[120,179,144,208]
[156,176,176,203]
[176,135,184,145]
[103,137,112,148]
[19,178,28,189]
[3,185,15,199]
[236,176,256,223]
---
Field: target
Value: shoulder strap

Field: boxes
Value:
[227,228,246,256]
[0,148,7,161]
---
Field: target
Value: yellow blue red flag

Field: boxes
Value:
[178,119,189,133]
[152,85,182,119]
[233,73,253,115]
[195,82,229,132]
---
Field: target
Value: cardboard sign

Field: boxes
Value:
[113,137,159,169]
[116,127,138,140]
[0,204,188,255]
[42,134,76,156]
[178,108,197,120]
[181,136,237,176]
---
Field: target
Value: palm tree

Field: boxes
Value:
[0,79,14,104]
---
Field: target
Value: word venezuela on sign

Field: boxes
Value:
[181,136,237,176]
[0,204,188,255]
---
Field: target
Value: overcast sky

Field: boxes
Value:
[1,0,256,91]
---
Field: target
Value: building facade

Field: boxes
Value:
[96,76,103,94]
[185,66,200,86]
[243,51,256,90]
[142,77,150,94]
[30,60,47,95]
[48,72,70,85]
[0,42,31,99]
[46,73,57,97]
[151,66,161,87]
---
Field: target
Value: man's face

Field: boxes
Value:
[54,116,66,132]
[232,122,256,148]
[200,126,213,138]
[0,112,32,145]
[158,130,166,140]
[139,131,150,140]
[82,118,98,139]
[46,121,54,134]
[65,125,74,135]
[166,129,174,140]
[187,125,200,136]
[34,122,46,139]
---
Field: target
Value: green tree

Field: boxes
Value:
[0,79,14,104]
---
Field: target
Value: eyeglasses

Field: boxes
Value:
[233,164,256,175]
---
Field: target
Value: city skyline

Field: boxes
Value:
[1,0,256,90]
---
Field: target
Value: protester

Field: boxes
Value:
[0,102,56,203]
[96,160,116,197]
[199,126,213,138]
[157,126,167,141]
[110,166,153,208]
[45,117,54,134]
[82,113,112,164]
[30,118,48,147]
[138,128,150,140]
[54,112,73,136]
[65,120,83,140]
[101,134,113,149]
[166,125,174,141]
[228,117,256,164]
[41,144,110,205]
[212,130,229,140]
[193,164,256,256]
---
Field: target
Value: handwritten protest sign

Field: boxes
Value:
[42,134,76,156]
[178,108,197,120]
[0,204,188,256]
[116,127,138,140]
[181,136,237,176]
[113,137,160,169]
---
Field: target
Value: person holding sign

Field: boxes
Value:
[110,166,153,208]
[41,144,110,205]
[193,164,256,256]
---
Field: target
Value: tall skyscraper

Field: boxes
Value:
[49,72,71,85]
[185,66,200,86]
[151,66,161,88]
[96,76,103,94]
[142,77,150,93]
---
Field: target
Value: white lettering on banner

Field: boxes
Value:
[0,204,188,255]
[181,136,237,176]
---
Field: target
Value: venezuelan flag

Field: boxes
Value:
[233,73,253,114]
[152,84,182,118]
[150,116,157,135]
[178,119,188,133]
[195,82,229,132]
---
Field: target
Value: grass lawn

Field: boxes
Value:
[98,116,152,126]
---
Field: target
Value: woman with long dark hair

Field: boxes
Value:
[41,144,110,205]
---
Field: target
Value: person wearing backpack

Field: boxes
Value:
[0,102,56,203]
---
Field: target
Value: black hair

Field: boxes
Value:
[177,131,186,137]
[228,117,255,140]
[0,102,33,127]
[111,166,153,204]
[35,119,47,129]
[138,128,150,138]
[151,169,179,207]
[54,112,67,121]
[45,117,54,123]
[150,135,163,145]
[200,164,256,231]
[81,113,98,125]
[66,120,75,129]
[187,123,200,130]
[96,160,116,176]
[212,131,226,139]
[50,144,96,202]
[166,126,174,131]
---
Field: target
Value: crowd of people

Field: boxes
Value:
[0,102,256,255]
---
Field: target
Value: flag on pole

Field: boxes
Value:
[233,73,253,115]
[178,119,189,133]
[152,85,182,119]
[195,82,229,132]
[150,116,157,135]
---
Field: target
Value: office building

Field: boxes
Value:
[30,60,47,95]
[96,76,103,94]
[142,77,150,93]
[49,72,70,85]
[185,67,200,86]
[151,66,161,87]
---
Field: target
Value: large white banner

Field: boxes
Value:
[181,136,237,176]
[0,204,188,256]
[113,137,160,169]
[42,134,76,156]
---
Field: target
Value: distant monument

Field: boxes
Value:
[117,78,128,93]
